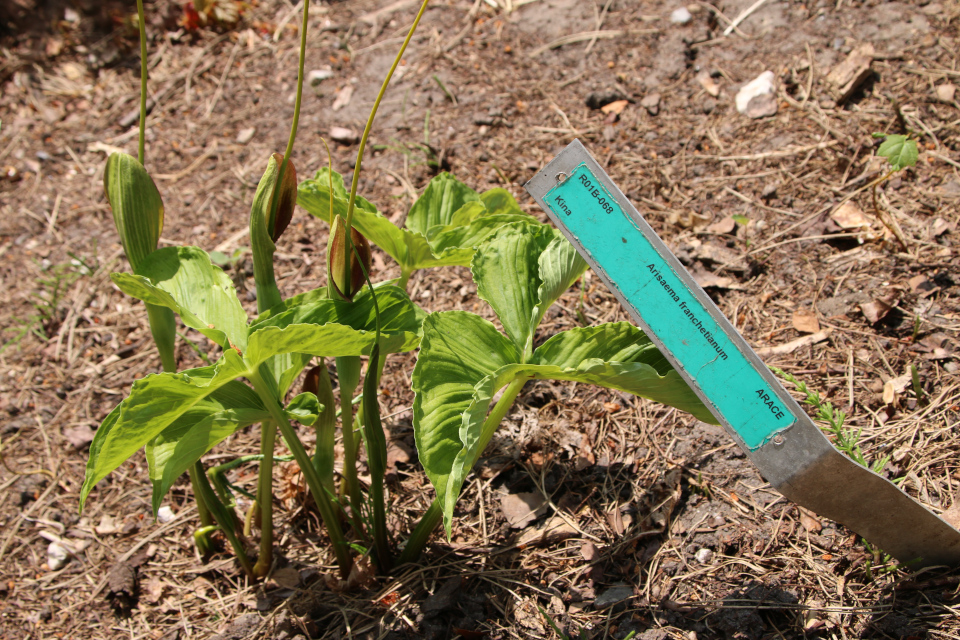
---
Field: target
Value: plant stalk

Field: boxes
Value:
[397,377,527,565]
[189,462,215,529]
[311,362,338,495]
[195,463,255,577]
[342,0,432,295]
[335,356,366,535]
[135,0,148,164]
[247,367,353,578]
[267,0,310,228]
[396,266,414,292]
[361,346,391,572]
[252,421,277,578]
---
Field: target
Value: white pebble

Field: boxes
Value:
[47,542,70,571]
[695,548,714,564]
[735,71,776,114]
[670,7,692,24]
[308,69,335,87]
[157,506,176,524]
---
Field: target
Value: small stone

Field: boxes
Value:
[47,541,70,571]
[761,182,778,200]
[702,97,716,113]
[236,127,255,145]
[640,92,661,115]
[695,548,714,564]
[593,585,633,610]
[95,515,120,535]
[936,83,956,102]
[157,506,176,524]
[332,85,354,111]
[670,7,692,23]
[735,71,776,117]
[308,68,334,86]
[745,93,778,118]
[330,126,359,145]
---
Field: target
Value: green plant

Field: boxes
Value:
[869,132,918,250]
[84,0,439,581]
[775,368,906,573]
[398,222,715,559]
[28,252,97,339]
[774,368,889,474]
[298,171,534,290]
[86,0,713,583]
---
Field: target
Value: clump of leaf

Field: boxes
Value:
[412,222,715,537]
[298,170,535,290]
[81,245,425,577]
[874,133,919,172]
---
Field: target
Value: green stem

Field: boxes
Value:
[342,0,432,293]
[195,464,255,577]
[311,363,338,496]
[336,357,366,536]
[135,0,148,165]
[247,367,353,579]
[396,266,413,292]
[361,346,391,572]
[268,0,310,230]
[252,421,277,578]
[189,462,214,528]
[397,377,527,565]
[209,455,294,503]
[146,304,177,373]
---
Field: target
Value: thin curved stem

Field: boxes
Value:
[247,367,353,578]
[268,0,310,226]
[342,0,432,295]
[252,421,277,578]
[135,0,148,164]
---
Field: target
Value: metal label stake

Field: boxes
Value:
[525,139,960,567]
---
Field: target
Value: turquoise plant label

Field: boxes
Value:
[544,163,796,449]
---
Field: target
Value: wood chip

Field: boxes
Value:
[798,507,822,533]
[697,71,721,97]
[600,99,629,115]
[500,491,547,528]
[859,293,898,324]
[825,43,874,103]
[516,516,578,548]
[882,373,911,405]
[755,330,831,357]
[792,309,821,334]
[830,201,873,230]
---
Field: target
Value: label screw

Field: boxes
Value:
[772,435,785,447]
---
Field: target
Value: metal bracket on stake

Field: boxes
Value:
[524,139,960,567]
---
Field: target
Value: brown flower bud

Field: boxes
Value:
[327,215,372,301]
[302,365,322,397]
[269,153,297,242]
